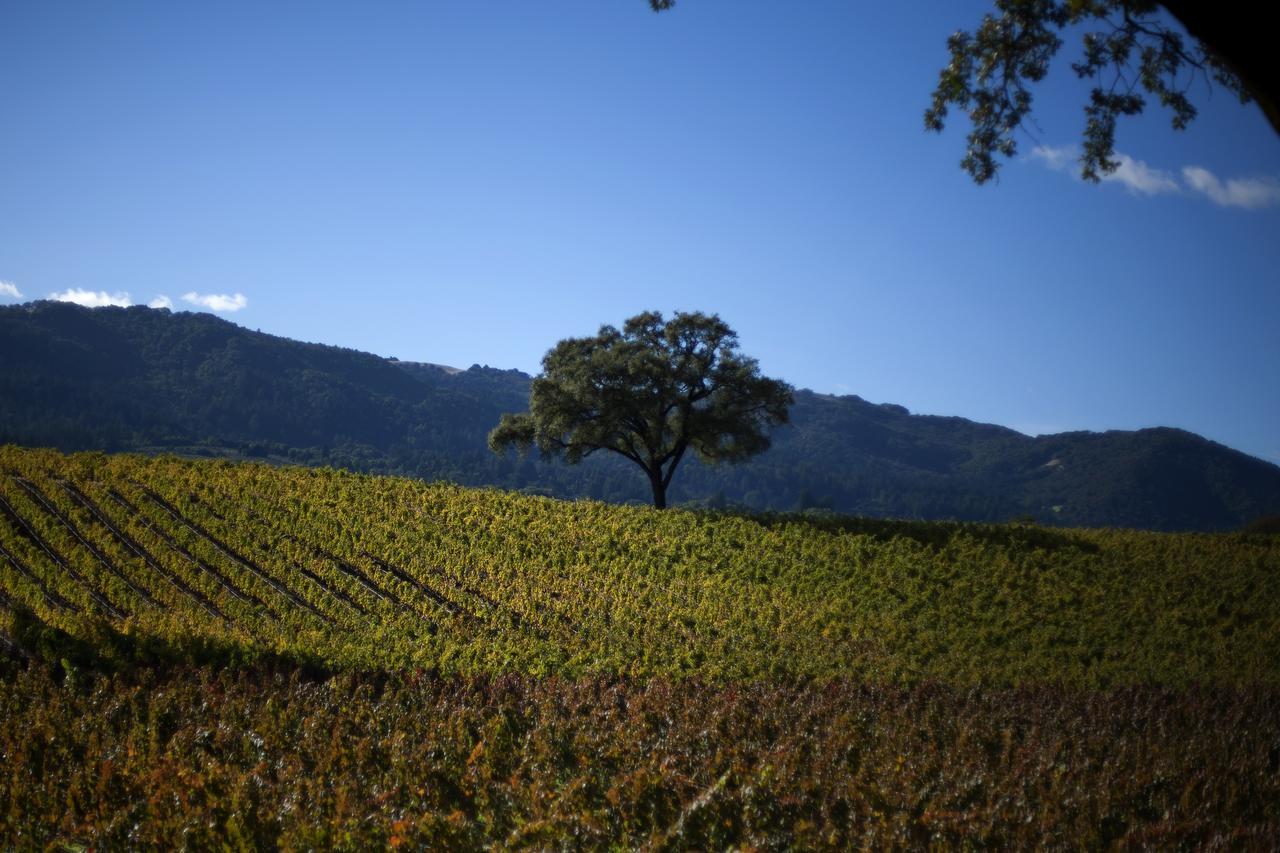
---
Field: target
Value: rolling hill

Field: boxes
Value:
[1,446,1277,847]
[2,300,1278,530]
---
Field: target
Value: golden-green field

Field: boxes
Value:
[1,446,1277,847]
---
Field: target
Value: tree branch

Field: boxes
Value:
[661,440,690,491]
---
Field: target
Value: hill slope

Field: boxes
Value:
[2,300,1278,530]
[2,446,1278,848]
[2,446,1278,686]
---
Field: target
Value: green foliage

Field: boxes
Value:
[490,311,793,508]
[2,446,1278,687]
[924,0,1251,183]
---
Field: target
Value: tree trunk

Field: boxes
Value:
[647,468,667,509]
[1158,0,1280,138]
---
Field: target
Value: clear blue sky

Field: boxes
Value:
[3,1,1278,463]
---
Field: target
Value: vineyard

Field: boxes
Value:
[1,445,1279,846]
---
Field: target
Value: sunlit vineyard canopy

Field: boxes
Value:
[1,446,1276,686]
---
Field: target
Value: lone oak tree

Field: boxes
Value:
[488,311,793,509]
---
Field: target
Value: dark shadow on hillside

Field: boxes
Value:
[691,509,1102,555]
[0,604,335,682]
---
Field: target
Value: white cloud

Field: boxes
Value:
[1029,146,1178,195]
[182,291,247,312]
[49,288,133,308]
[0,281,22,299]
[1099,154,1179,196]
[149,295,173,309]
[1030,143,1280,211]
[1182,166,1280,209]
[1028,144,1077,172]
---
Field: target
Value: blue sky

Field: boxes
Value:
[2,1,1278,463]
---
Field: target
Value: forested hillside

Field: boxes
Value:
[3,301,1278,530]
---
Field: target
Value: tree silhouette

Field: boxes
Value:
[488,311,793,509]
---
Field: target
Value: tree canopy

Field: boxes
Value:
[649,1,1276,185]
[488,311,794,509]
[923,0,1269,184]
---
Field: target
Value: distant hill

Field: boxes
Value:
[2,300,1278,530]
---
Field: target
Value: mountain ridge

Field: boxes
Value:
[2,300,1277,530]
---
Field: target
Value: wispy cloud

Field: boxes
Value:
[182,292,247,312]
[49,288,133,308]
[1028,144,1077,173]
[0,281,22,299]
[1099,154,1179,196]
[149,295,173,309]
[1182,166,1280,209]
[1031,144,1280,210]
[1030,145,1177,194]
